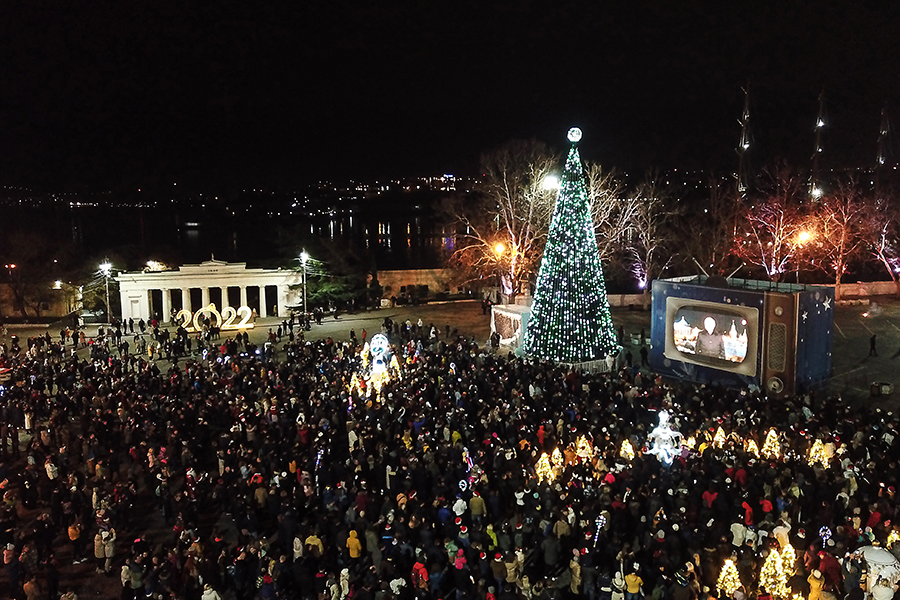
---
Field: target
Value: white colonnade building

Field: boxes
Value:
[115,259,303,323]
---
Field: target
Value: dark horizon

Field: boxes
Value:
[2,1,899,193]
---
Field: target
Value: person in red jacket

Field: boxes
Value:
[411,559,429,590]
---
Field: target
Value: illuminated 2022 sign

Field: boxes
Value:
[174,304,255,332]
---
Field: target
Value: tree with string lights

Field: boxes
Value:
[522,127,620,365]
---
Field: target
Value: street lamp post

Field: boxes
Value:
[494,243,505,304]
[99,260,112,324]
[300,251,309,320]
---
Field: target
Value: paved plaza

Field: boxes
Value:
[8,295,900,404]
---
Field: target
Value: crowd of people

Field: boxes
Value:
[0,314,898,600]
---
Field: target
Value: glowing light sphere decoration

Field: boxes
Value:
[522,127,620,366]
[646,410,683,465]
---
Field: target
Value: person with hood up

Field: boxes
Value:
[411,558,429,590]
[340,568,350,599]
[612,571,626,600]
[570,549,582,594]
[346,530,362,559]
[808,569,825,600]
[94,528,115,574]
[201,583,222,600]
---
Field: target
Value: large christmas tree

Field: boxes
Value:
[522,127,619,364]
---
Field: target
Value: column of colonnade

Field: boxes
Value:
[141,283,290,321]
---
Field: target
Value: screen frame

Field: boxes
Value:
[664,296,759,376]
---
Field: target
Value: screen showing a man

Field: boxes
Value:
[671,306,749,364]
[696,317,725,359]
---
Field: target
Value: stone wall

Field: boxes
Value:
[377,269,456,297]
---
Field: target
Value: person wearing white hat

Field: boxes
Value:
[808,569,825,600]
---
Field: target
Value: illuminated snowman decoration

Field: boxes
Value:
[646,410,683,465]
[368,333,391,375]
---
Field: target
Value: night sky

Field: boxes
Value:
[2,1,898,192]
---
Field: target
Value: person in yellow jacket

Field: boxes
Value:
[624,569,643,600]
[346,530,362,559]
[809,569,825,600]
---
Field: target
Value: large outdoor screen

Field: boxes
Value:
[672,306,749,363]
[664,297,758,376]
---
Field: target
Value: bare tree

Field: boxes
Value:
[445,140,626,297]
[585,163,633,264]
[680,178,742,276]
[810,182,870,300]
[624,175,682,299]
[732,170,806,282]
[866,198,900,297]
[0,232,75,318]
[445,140,558,296]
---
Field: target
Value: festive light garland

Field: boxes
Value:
[522,127,620,363]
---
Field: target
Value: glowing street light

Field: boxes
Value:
[494,243,505,257]
[796,230,813,246]
[542,175,560,191]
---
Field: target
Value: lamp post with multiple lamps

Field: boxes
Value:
[300,250,309,319]
[99,260,113,324]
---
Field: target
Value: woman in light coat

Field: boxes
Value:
[94,528,116,573]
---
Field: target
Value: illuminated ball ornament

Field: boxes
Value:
[567,127,583,143]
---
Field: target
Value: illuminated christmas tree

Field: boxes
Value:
[761,428,780,460]
[522,127,620,364]
[808,439,829,468]
[780,544,797,575]
[759,548,789,599]
[717,558,742,597]
[745,439,760,457]
[713,427,727,448]
[620,439,635,461]
[535,453,554,483]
